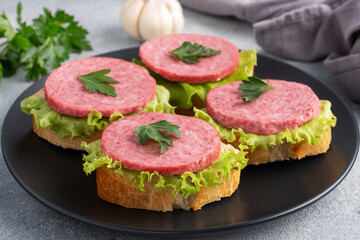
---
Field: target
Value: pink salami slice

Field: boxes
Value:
[45,57,156,117]
[139,34,239,84]
[206,80,321,135]
[101,112,221,175]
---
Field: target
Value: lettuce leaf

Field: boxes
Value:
[133,49,257,109]
[194,100,337,151]
[137,84,175,114]
[82,141,248,199]
[20,85,175,139]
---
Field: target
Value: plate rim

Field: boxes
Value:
[2,47,359,236]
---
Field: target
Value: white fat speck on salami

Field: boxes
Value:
[45,57,156,117]
[206,80,321,135]
[101,112,221,175]
[139,33,239,84]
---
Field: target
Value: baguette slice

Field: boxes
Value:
[31,88,102,150]
[96,162,241,212]
[228,130,332,165]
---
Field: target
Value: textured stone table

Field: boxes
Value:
[1,1,359,239]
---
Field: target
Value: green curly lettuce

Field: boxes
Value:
[82,140,248,199]
[194,100,337,151]
[137,84,175,114]
[133,49,257,109]
[20,85,175,139]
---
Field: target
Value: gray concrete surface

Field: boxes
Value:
[0,0,359,239]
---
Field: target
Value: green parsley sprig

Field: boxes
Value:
[238,76,275,102]
[169,41,221,63]
[78,69,119,97]
[134,120,181,153]
[0,2,92,83]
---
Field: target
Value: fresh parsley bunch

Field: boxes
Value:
[0,2,92,83]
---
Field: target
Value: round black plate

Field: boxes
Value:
[2,48,359,236]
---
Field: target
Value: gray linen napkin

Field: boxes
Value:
[180,0,360,103]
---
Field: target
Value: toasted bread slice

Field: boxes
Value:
[96,162,241,212]
[31,88,102,150]
[228,130,332,165]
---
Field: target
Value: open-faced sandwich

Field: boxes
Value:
[20,57,174,150]
[194,78,337,165]
[82,112,247,211]
[134,33,257,113]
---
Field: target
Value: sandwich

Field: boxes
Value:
[133,33,257,114]
[82,112,247,211]
[194,78,337,165]
[20,57,175,150]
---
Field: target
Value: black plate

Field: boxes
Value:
[2,48,359,236]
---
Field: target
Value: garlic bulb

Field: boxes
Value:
[121,0,185,41]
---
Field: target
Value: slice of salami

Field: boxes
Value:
[206,80,321,135]
[45,57,156,117]
[101,112,221,175]
[139,34,239,84]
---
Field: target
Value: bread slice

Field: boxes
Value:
[228,130,332,165]
[96,162,241,212]
[96,142,243,212]
[31,88,102,150]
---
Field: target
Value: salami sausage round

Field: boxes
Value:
[206,80,321,135]
[45,57,156,117]
[101,112,221,175]
[139,34,239,84]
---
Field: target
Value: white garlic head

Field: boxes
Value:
[121,0,185,41]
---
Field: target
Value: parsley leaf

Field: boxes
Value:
[78,69,119,97]
[0,14,15,40]
[0,2,91,82]
[169,41,221,63]
[238,76,275,102]
[134,120,181,153]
